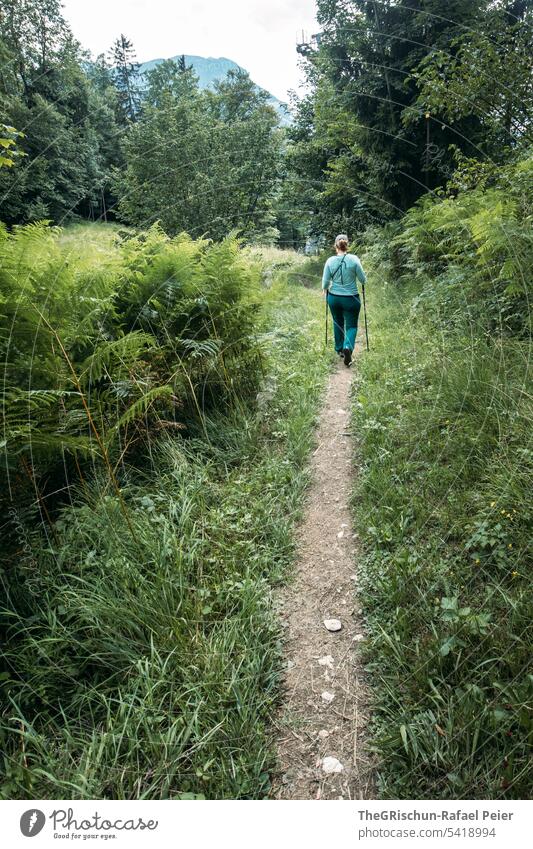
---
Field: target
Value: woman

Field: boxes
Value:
[322,234,366,366]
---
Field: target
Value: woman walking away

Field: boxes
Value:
[322,234,366,366]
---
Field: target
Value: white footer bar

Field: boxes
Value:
[2,799,531,849]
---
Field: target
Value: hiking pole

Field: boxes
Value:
[325,290,328,348]
[361,284,370,351]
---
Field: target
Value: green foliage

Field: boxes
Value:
[0,262,329,799]
[390,155,533,337]
[1,7,284,235]
[409,4,533,152]
[110,33,142,124]
[285,0,532,239]
[114,63,281,241]
[0,222,264,534]
[352,178,532,798]
[0,123,25,168]
[0,3,123,224]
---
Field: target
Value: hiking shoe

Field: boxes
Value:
[343,347,352,366]
[336,350,343,357]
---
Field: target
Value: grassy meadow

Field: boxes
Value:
[351,164,532,799]
[0,223,331,799]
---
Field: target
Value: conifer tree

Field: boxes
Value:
[110,33,141,123]
[0,2,122,223]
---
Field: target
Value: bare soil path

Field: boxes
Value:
[272,340,374,800]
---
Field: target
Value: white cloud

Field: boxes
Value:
[61,0,318,100]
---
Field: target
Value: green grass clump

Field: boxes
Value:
[352,228,532,798]
[1,257,329,799]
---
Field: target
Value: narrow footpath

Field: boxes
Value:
[272,339,373,800]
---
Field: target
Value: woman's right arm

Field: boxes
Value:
[354,256,366,285]
[321,259,332,291]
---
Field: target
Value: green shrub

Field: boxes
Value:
[0,248,329,799]
[0,223,263,538]
[389,155,533,338]
[353,204,532,798]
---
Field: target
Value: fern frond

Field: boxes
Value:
[179,338,222,359]
[78,332,156,387]
[106,384,175,445]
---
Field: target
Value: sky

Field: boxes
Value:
[61,0,319,102]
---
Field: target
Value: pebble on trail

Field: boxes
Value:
[322,756,344,774]
[323,618,342,632]
[321,691,335,703]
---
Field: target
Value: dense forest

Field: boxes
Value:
[1,1,531,239]
[0,1,282,240]
[0,0,531,800]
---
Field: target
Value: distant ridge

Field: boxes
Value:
[138,54,290,125]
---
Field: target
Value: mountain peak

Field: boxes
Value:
[137,54,290,124]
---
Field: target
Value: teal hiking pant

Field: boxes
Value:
[327,292,361,352]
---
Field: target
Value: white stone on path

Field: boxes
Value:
[324,618,342,632]
[353,633,365,642]
[322,756,344,774]
[321,691,335,703]
[318,655,334,668]
[318,729,329,739]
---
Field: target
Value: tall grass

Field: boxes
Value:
[352,165,532,798]
[0,230,330,799]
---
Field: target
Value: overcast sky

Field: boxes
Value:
[61,0,318,101]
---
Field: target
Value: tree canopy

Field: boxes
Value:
[1,2,283,238]
[286,0,532,240]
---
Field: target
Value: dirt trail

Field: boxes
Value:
[272,340,373,800]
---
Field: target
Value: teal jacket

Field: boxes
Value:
[322,253,366,296]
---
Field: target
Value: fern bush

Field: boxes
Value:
[388,155,533,338]
[0,223,263,538]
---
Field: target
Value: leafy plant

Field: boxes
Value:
[0,222,263,545]
[0,124,25,168]
[352,196,532,799]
